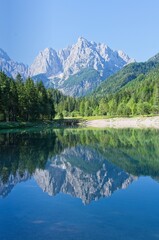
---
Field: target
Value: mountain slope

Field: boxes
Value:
[94,58,159,97]
[0,48,29,79]
[92,65,159,116]
[148,52,159,63]
[58,68,102,97]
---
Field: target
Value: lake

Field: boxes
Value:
[0,128,159,240]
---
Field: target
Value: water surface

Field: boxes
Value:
[0,128,159,240]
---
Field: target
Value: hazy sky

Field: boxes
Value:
[0,0,159,65]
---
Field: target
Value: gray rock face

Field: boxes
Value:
[34,146,136,204]
[30,48,62,77]
[0,48,29,79]
[30,37,134,81]
[0,38,135,96]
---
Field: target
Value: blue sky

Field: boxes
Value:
[0,0,159,65]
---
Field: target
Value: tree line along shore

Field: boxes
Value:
[0,70,159,127]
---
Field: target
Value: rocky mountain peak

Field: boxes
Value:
[29,37,135,82]
[0,48,10,61]
[41,47,57,57]
[0,48,29,79]
[30,47,62,77]
[0,37,135,96]
[76,36,91,47]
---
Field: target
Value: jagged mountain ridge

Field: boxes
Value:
[30,37,134,80]
[30,37,135,96]
[0,49,29,79]
[0,37,135,96]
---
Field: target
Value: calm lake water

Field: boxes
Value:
[0,128,159,240]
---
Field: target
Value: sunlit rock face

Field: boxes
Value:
[0,48,29,79]
[34,146,136,204]
[30,37,134,80]
[30,48,62,77]
[0,38,135,96]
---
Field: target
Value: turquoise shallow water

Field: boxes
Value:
[0,128,159,240]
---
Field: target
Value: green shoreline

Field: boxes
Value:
[0,115,159,130]
[0,119,82,130]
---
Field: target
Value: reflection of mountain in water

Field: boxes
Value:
[0,128,159,203]
[0,146,135,203]
[34,146,135,204]
[0,171,30,197]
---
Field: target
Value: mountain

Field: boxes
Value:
[29,37,134,96]
[0,48,29,79]
[93,55,159,97]
[30,37,134,80]
[0,38,134,96]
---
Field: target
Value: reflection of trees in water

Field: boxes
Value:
[56,128,159,177]
[0,128,159,183]
[0,130,57,182]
